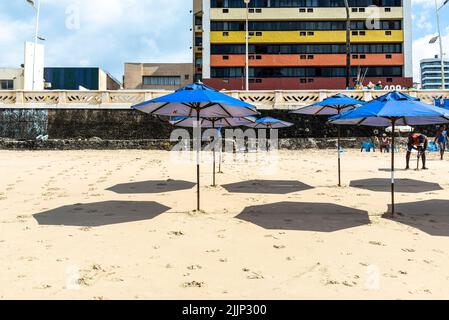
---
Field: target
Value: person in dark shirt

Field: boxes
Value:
[406,132,428,170]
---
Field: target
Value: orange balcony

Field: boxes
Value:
[210,54,404,67]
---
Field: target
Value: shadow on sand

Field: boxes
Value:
[384,200,449,237]
[33,201,171,227]
[222,180,314,195]
[236,201,370,232]
[350,178,443,193]
[106,180,195,194]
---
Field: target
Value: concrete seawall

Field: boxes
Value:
[0,109,437,150]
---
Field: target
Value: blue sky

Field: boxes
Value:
[0,0,448,82]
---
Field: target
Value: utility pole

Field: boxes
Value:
[244,0,250,91]
[344,0,351,89]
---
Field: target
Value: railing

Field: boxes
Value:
[1,89,448,110]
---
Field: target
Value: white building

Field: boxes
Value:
[0,68,24,90]
[420,57,449,90]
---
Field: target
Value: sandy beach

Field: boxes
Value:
[1,149,449,300]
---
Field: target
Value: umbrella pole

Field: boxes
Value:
[218,128,223,173]
[196,109,201,211]
[338,125,342,187]
[212,123,216,187]
[390,120,396,215]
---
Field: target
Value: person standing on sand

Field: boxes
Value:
[434,126,448,160]
[406,132,428,170]
[380,133,391,153]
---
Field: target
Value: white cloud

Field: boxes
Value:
[0,0,192,79]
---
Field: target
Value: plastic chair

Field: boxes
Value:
[361,141,375,152]
[435,99,449,109]
[428,141,440,152]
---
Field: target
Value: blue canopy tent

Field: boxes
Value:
[330,91,449,215]
[291,94,364,186]
[132,82,258,211]
[168,116,256,186]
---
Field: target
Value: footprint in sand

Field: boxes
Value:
[182,281,205,288]
[187,265,202,270]
[242,268,264,280]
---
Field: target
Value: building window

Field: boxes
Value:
[143,76,181,86]
[0,80,14,90]
[185,74,190,80]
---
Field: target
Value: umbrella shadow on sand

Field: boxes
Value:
[383,200,449,237]
[237,201,370,232]
[222,180,314,195]
[106,180,195,194]
[350,178,443,193]
[33,201,171,227]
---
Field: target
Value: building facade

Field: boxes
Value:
[420,57,449,90]
[124,63,193,90]
[44,67,121,90]
[0,68,24,90]
[193,0,413,90]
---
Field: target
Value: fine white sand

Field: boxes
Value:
[1,149,449,300]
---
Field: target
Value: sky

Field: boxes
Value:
[0,0,448,83]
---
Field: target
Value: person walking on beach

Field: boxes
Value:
[380,133,391,153]
[406,132,428,170]
[434,126,448,160]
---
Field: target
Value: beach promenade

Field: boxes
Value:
[1,149,448,299]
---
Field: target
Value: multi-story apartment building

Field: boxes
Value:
[193,0,413,90]
[420,57,449,90]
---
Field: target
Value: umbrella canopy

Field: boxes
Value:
[245,117,293,129]
[168,116,256,128]
[291,93,364,116]
[132,83,258,118]
[329,91,449,215]
[330,91,449,126]
[131,82,258,212]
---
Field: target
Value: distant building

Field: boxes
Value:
[124,63,193,90]
[420,57,449,90]
[0,67,24,90]
[193,0,414,90]
[44,67,121,90]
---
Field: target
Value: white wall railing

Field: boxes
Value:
[0,89,448,110]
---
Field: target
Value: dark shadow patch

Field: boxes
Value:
[237,201,370,232]
[33,201,170,227]
[350,178,443,193]
[384,200,449,237]
[222,180,313,195]
[106,180,195,194]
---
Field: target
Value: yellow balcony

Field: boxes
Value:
[210,30,403,44]
[195,47,203,54]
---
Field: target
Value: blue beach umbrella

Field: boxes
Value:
[330,91,449,215]
[245,117,294,129]
[291,93,365,186]
[168,116,257,186]
[131,82,258,211]
[244,117,293,152]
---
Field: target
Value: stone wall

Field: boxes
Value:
[0,137,410,151]
[0,108,440,142]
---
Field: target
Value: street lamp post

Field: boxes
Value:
[344,0,351,89]
[244,0,250,91]
[27,0,41,91]
[434,0,448,90]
